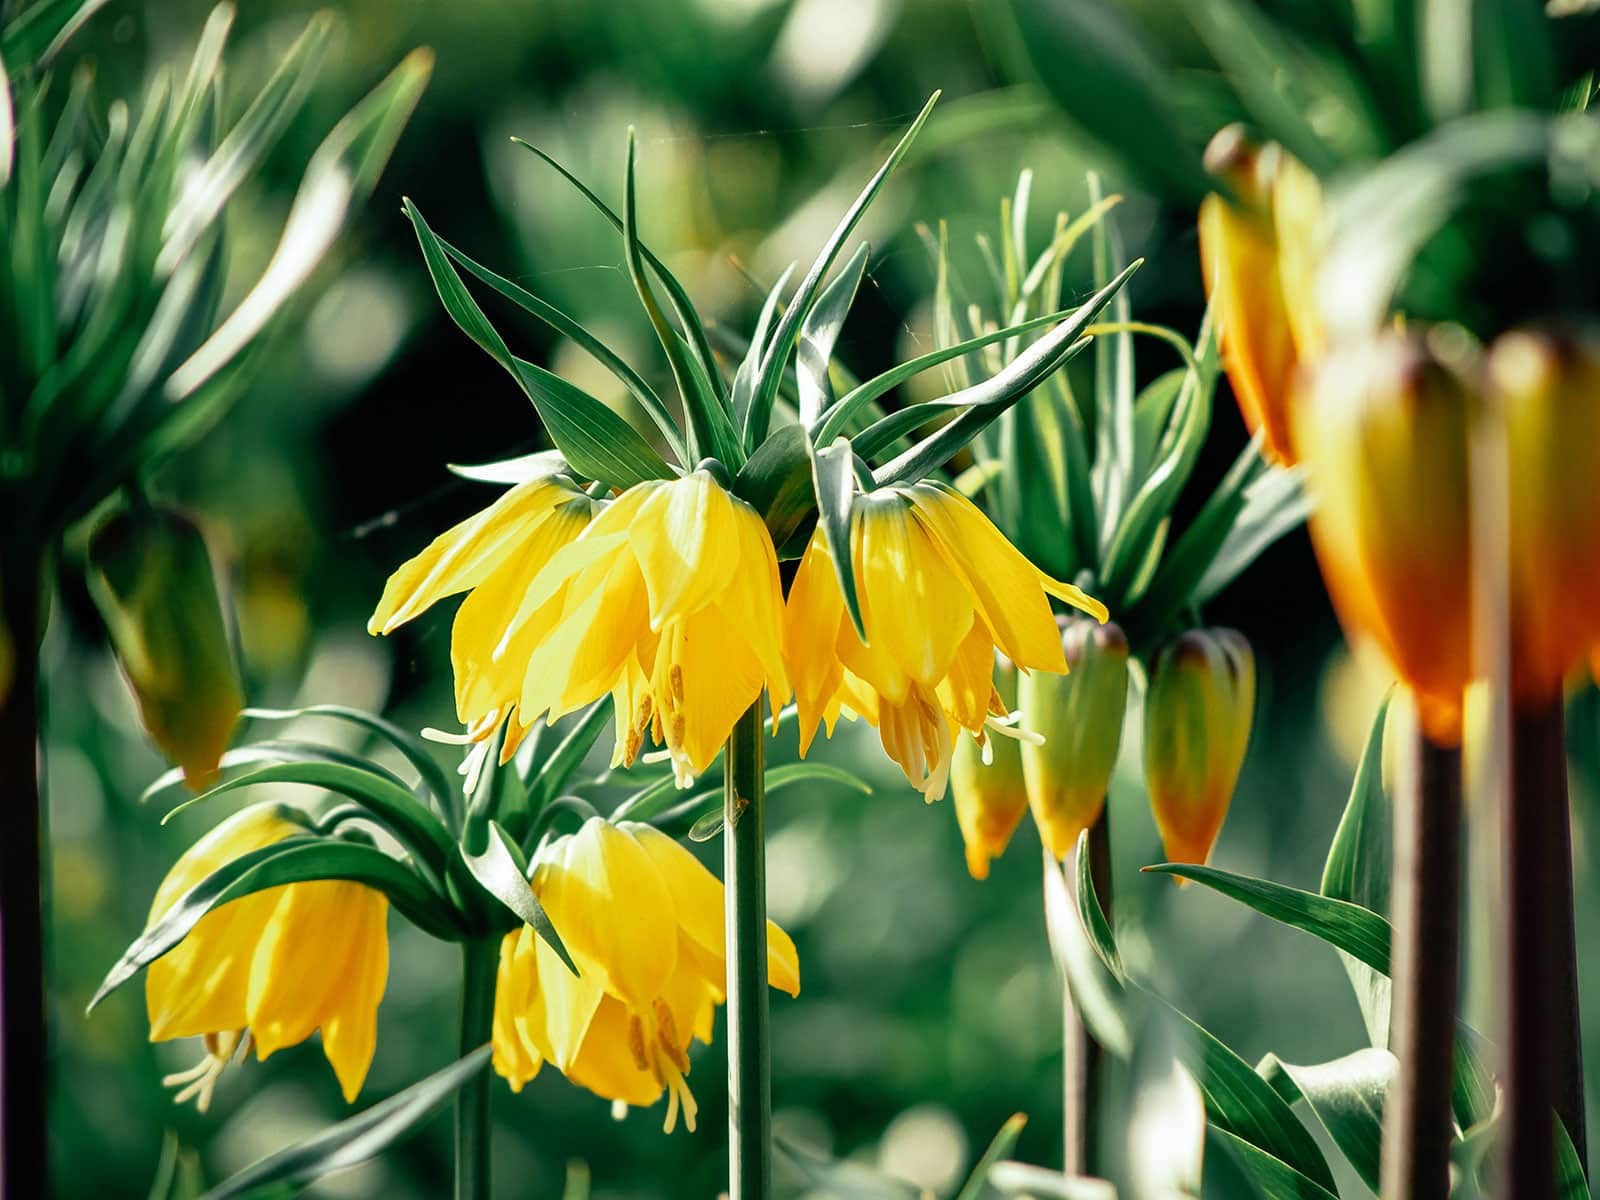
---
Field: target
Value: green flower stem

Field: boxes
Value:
[1062,807,1110,1176]
[723,704,771,1198]
[1379,730,1461,1200]
[1502,699,1586,1193]
[0,536,47,1200]
[455,937,498,1200]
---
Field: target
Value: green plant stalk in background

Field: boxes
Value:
[723,705,771,1197]
[1062,813,1111,1175]
[454,938,498,1200]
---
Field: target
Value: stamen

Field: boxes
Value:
[985,711,1045,746]
[626,1015,650,1072]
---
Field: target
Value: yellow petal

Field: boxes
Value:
[855,492,975,688]
[656,606,767,776]
[783,530,847,751]
[628,472,742,629]
[491,931,544,1092]
[317,889,390,1102]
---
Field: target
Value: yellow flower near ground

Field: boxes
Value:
[145,803,389,1108]
[368,475,597,761]
[491,818,799,1131]
[785,481,1107,802]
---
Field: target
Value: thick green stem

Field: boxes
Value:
[723,704,770,1199]
[1379,731,1461,1200]
[454,937,497,1200]
[1,539,46,1200]
[1063,806,1110,1176]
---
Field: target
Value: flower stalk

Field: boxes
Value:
[723,704,771,1198]
[0,535,46,1200]
[1062,809,1110,1176]
[1379,726,1461,1200]
[455,937,499,1200]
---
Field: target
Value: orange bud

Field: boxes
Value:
[1199,125,1325,466]
[951,728,1029,881]
[1143,628,1255,868]
[1292,332,1474,745]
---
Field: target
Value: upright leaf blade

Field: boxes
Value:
[1260,1049,1395,1193]
[811,436,864,640]
[796,241,870,427]
[459,821,577,975]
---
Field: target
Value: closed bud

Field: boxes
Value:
[1019,618,1130,861]
[1488,324,1600,704]
[88,506,243,789]
[1292,330,1474,744]
[1143,628,1255,868]
[951,659,1029,880]
[1199,125,1325,466]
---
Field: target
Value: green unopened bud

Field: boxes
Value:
[1019,618,1130,861]
[1143,628,1255,869]
[88,506,243,789]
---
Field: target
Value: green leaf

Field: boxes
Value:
[522,699,614,825]
[775,1137,924,1199]
[734,422,815,551]
[403,197,675,489]
[622,130,740,468]
[0,0,110,68]
[141,741,414,803]
[871,261,1139,487]
[811,435,865,640]
[1260,1049,1395,1193]
[732,262,798,432]
[1130,368,1185,493]
[198,1048,491,1200]
[92,837,456,1009]
[745,92,940,449]
[1074,828,1125,982]
[986,1163,1117,1199]
[954,1113,1029,1200]
[1556,1114,1591,1200]
[615,761,870,832]
[796,240,870,427]
[1193,465,1310,606]
[165,47,432,401]
[1208,1127,1339,1200]
[459,821,577,975]
[1043,849,1132,1058]
[147,1131,205,1200]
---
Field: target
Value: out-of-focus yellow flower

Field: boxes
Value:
[951,658,1029,880]
[1144,628,1255,868]
[87,507,243,789]
[1019,618,1130,862]
[1488,325,1600,706]
[369,475,596,762]
[146,803,389,1108]
[785,481,1107,802]
[1199,125,1325,466]
[1292,332,1474,745]
[491,818,799,1131]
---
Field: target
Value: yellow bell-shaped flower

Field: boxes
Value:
[785,481,1107,802]
[1143,628,1255,868]
[369,475,597,759]
[1019,618,1130,862]
[491,818,799,1132]
[950,658,1029,880]
[145,803,390,1107]
[1199,125,1326,466]
[1292,332,1475,745]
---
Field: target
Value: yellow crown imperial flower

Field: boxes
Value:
[87,506,244,790]
[144,803,389,1108]
[491,818,799,1131]
[368,474,597,763]
[1488,325,1600,706]
[1199,124,1326,466]
[1018,617,1131,863]
[950,657,1029,880]
[1292,332,1474,745]
[785,480,1108,802]
[1143,628,1255,869]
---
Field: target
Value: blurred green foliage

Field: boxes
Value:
[40,1,1600,1197]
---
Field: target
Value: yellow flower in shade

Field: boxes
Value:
[1018,618,1131,862]
[785,481,1108,802]
[1292,332,1474,745]
[145,803,389,1108]
[1488,325,1600,705]
[950,658,1029,880]
[1198,125,1326,466]
[368,475,597,764]
[1143,629,1255,868]
[491,818,799,1131]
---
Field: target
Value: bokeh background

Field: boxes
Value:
[37,0,1600,1196]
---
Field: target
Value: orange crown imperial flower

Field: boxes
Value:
[784,480,1108,803]
[491,818,799,1131]
[1199,124,1326,466]
[1143,628,1255,869]
[950,656,1030,880]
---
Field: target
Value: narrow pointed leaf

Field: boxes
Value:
[142,741,413,803]
[0,0,110,67]
[524,698,614,816]
[241,705,456,814]
[1193,465,1310,606]
[733,422,815,552]
[1043,849,1132,1057]
[1074,829,1125,982]
[732,262,797,430]
[1259,1049,1394,1193]
[812,435,864,639]
[1208,1127,1339,1200]
[460,821,577,975]
[796,240,870,427]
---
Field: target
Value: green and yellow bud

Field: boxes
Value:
[1143,628,1254,868]
[1292,331,1474,745]
[88,506,243,789]
[1199,125,1325,466]
[1019,618,1130,862]
[951,658,1029,880]
[1488,325,1600,705]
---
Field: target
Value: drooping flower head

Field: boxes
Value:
[145,803,389,1108]
[492,818,799,1131]
[950,656,1030,880]
[785,480,1107,802]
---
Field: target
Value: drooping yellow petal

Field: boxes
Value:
[491,931,544,1092]
[317,889,390,1102]
[628,471,742,630]
[783,531,847,750]
[655,606,767,778]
